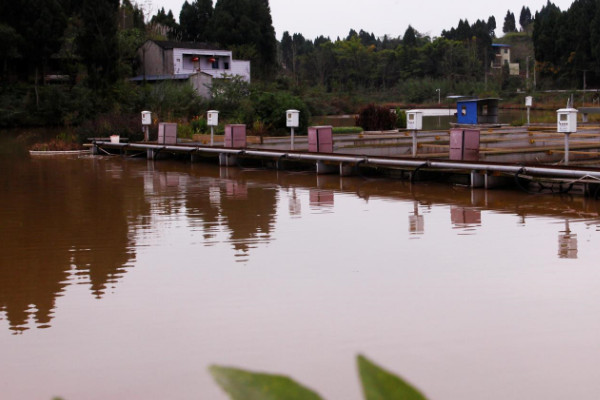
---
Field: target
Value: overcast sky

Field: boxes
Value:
[152,0,576,40]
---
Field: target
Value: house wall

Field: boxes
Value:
[231,60,251,82]
[189,73,213,99]
[173,49,232,75]
[138,41,173,76]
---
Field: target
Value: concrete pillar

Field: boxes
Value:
[219,153,237,166]
[339,163,355,176]
[470,171,485,188]
[316,160,337,174]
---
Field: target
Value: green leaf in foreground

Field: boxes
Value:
[357,354,429,400]
[209,365,324,400]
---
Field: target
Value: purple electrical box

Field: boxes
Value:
[308,126,333,153]
[224,124,247,148]
[158,122,178,144]
[450,129,480,161]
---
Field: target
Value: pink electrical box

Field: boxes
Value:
[224,124,247,148]
[449,129,480,161]
[158,122,178,144]
[308,126,333,153]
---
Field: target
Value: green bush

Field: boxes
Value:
[190,116,208,134]
[139,81,204,122]
[395,108,407,129]
[332,126,363,134]
[355,104,397,131]
[251,91,311,135]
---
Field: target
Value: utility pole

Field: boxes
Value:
[526,56,530,91]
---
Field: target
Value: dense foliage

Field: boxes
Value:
[355,104,397,131]
[279,19,496,96]
[532,0,600,88]
[0,0,593,133]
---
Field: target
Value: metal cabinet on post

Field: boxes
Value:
[308,126,333,153]
[449,129,480,161]
[158,123,178,145]
[224,124,247,148]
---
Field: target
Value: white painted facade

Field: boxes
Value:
[172,48,250,82]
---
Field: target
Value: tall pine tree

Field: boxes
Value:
[77,0,120,89]
[179,0,213,42]
[209,0,277,78]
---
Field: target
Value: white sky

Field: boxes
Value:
[150,0,576,41]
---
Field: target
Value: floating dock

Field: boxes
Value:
[91,124,600,197]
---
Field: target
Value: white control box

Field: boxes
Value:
[141,111,152,125]
[286,109,299,128]
[557,108,578,133]
[207,110,219,126]
[406,110,423,130]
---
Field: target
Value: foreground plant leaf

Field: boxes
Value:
[357,354,429,400]
[209,365,324,400]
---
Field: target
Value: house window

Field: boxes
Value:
[212,58,219,69]
[224,62,229,70]
[482,105,488,115]
[504,49,508,54]
[461,106,467,116]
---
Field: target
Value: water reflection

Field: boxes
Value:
[0,157,146,333]
[2,156,600,334]
[409,201,424,235]
[558,221,578,259]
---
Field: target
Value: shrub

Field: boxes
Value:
[251,91,311,135]
[76,112,143,142]
[395,108,407,129]
[332,126,363,134]
[355,104,397,131]
[190,116,208,134]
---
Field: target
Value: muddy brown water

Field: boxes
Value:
[2,152,600,399]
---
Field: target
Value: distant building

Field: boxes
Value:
[133,40,251,98]
[491,44,519,76]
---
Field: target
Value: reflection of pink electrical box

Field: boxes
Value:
[308,126,333,153]
[309,190,334,206]
[224,124,247,148]
[451,207,482,225]
[450,129,480,161]
[158,122,178,144]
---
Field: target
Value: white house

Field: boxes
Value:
[491,43,519,76]
[134,40,251,98]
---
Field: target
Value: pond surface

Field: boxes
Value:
[2,152,600,399]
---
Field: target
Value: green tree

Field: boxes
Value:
[209,0,277,79]
[150,7,179,40]
[487,16,496,38]
[0,23,22,78]
[179,0,213,42]
[77,0,120,89]
[519,6,533,31]
[503,10,517,33]
[403,25,417,47]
